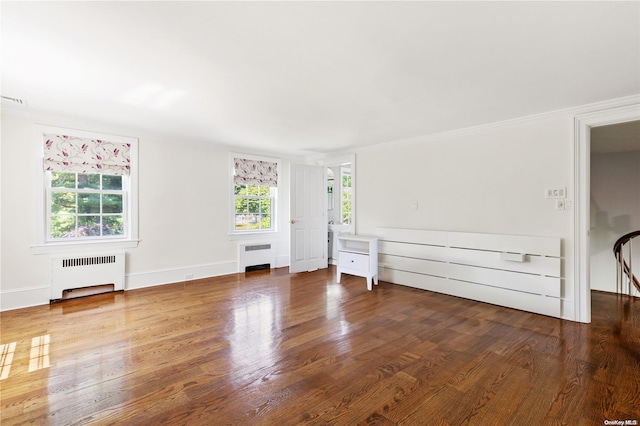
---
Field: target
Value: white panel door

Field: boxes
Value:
[289,163,327,273]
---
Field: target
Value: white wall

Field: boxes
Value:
[3,99,638,318]
[0,111,291,310]
[355,114,577,319]
[590,151,640,294]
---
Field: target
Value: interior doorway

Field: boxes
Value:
[322,154,356,265]
[589,120,640,296]
[575,104,640,323]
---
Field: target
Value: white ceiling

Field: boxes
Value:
[2,1,639,157]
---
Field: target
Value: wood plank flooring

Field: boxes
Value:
[1,266,639,425]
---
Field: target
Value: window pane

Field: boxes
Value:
[342,185,352,224]
[342,194,352,224]
[51,192,76,214]
[248,199,260,213]
[260,200,271,214]
[51,216,76,238]
[77,216,101,236]
[78,174,100,189]
[258,186,270,196]
[234,184,247,195]
[50,172,76,189]
[103,215,124,236]
[235,215,248,230]
[246,214,258,228]
[102,175,122,190]
[235,198,248,214]
[260,215,271,229]
[78,193,100,214]
[102,194,123,213]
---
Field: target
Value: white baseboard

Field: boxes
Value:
[275,255,289,269]
[1,286,50,312]
[1,261,240,312]
[1,263,579,321]
[125,261,238,290]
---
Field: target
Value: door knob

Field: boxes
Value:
[290,219,296,224]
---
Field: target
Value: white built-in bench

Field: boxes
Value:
[377,228,562,318]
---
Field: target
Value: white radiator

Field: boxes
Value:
[51,253,125,300]
[238,243,275,272]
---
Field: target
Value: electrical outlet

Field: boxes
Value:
[185,273,194,280]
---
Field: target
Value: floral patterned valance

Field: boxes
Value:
[43,133,131,176]
[233,157,278,187]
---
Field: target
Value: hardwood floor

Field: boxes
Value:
[1,266,639,425]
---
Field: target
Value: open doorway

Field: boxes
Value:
[590,120,640,296]
[575,104,640,323]
[323,154,356,266]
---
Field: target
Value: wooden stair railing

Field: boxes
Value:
[613,230,640,295]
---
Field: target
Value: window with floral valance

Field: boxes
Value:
[233,157,278,187]
[43,133,131,176]
[231,155,280,233]
[38,127,138,246]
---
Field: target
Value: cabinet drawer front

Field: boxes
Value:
[339,252,369,270]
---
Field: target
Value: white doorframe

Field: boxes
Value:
[320,153,356,232]
[574,103,640,323]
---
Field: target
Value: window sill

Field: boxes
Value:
[31,239,140,255]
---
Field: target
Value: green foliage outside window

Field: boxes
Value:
[49,172,125,239]
[341,174,352,225]
[234,184,273,230]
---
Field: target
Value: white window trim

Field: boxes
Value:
[229,152,280,237]
[31,125,139,254]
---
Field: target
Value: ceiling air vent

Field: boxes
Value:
[1,96,28,106]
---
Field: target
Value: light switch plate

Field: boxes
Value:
[545,187,566,199]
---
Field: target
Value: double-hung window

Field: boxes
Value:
[47,172,127,240]
[231,154,279,233]
[38,127,138,248]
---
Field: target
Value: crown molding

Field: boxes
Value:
[5,95,639,161]
[354,95,640,154]
[1,106,307,162]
